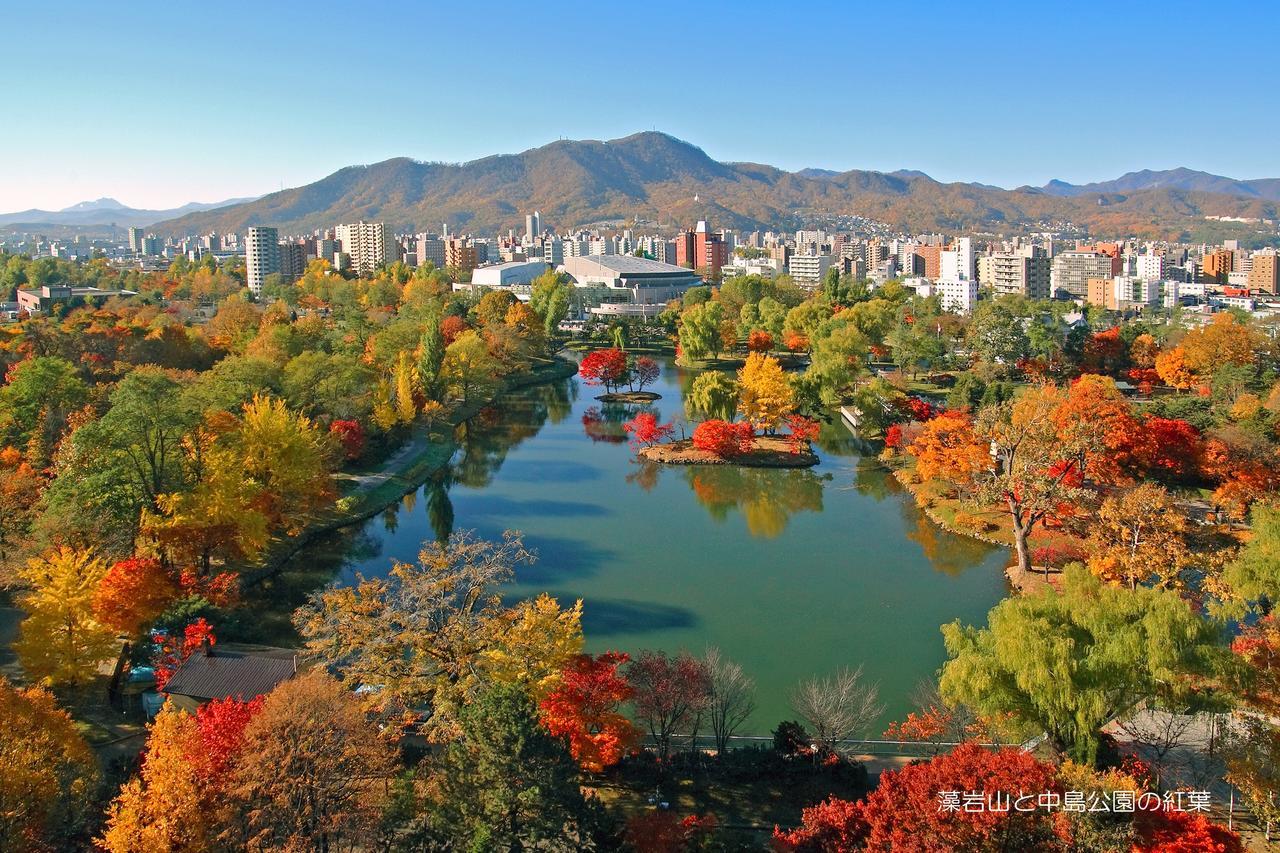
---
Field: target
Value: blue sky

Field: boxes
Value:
[1,0,1276,211]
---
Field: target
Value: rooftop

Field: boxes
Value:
[162,644,297,702]
[563,255,694,275]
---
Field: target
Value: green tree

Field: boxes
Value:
[1220,502,1280,614]
[806,324,869,405]
[967,302,1030,371]
[678,301,723,363]
[529,271,571,338]
[416,305,446,399]
[425,683,598,850]
[0,356,87,449]
[940,566,1223,763]
[685,371,739,421]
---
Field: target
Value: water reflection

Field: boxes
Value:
[684,465,830,538]
[453,379,575,486]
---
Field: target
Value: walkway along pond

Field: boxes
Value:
[283,355,1010,733]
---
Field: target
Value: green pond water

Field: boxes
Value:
[310,357,1009,735]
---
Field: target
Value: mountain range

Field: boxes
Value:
[0,196,259,229]
[112,133,1280,239]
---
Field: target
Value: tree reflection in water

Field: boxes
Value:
[683,465,830,538]
[452,379,574,487]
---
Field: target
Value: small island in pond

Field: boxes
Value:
[639,435,818,468]
[596,390,662,403]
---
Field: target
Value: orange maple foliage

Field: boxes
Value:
[539,652,640,773]
[907,410,990,489]
[93,557,180,636]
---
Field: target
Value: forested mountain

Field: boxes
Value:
[152,132,1278,239]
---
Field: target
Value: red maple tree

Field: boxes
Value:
[784,414,821,454]
[747,330,775,352]
[539,651,640,773]
[195,694,266,776]
[623,412,675,450]
[579,348,630,392]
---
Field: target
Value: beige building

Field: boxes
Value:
[335,221,397,275]
[1248,251,1278,294]
[981,247,1050,298]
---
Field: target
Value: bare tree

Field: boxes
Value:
[791,666,884,755]
[703,647,756,754]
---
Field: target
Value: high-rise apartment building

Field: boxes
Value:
[335,221,396,275]
[444,239,478,273]
[278,241,305,282]
[127,226,144,254]
[982,246,1050,298]
[940,237,975,282]
[915,244,942,279]
[415,233,445,268]
[245,226,281,295]
[1202,249,1234,283]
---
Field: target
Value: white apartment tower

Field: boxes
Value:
[245,226,281,295]
[335,221,397,275]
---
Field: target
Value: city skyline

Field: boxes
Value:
[2,0,1277,211]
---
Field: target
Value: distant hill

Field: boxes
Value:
[149,133,1278,239]
[1036,168,1280,202]
[0,196,259,228]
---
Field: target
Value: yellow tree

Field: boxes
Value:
[393,351,418,424]
[477,593,583,700]
[1087,483,1195,590]
[1129,332,1159,369]
[0,679,99,851]
[16,547,117,686]
[371,380,399,431]
[235,395,334,535]
[295,531,581,739]
[1155,346,1195,391]
[99,705,212,853]
[1180,313,1257,377]
[442,330,502,405]
[737,352,795,433]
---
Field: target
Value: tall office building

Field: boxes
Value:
[245,226,281,294]
[940,237,975,281]
[444,239,478,273]
[524,211,541,243]
[1051,251,1119,299]
[335,221,396,275]
[415,233,445,268]
[127,226,144,254]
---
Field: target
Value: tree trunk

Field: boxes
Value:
[1012,521,1032,576]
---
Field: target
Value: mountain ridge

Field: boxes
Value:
[142,132,1277,239]
[0,196,260,229]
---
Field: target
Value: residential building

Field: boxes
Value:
[1248,251,1279,294]
[983,247,1050,298]
[934,278,978,313]
[1135,254,1164,282]
[675,221,728,277]
[415,233,445,268]
[278,241,305,282]
[335,221,396,275]
[245,226,280,294]
[915,244,942,279]
[788,253,833,286]
[1202,249,1233,283]
[444,239,478,273]
[161,639,297,714]
[939,238,975,282]
[127,226,144,254]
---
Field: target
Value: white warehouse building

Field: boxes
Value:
[561,255,701,318]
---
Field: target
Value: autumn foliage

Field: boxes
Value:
[539,651,640,772]
[692,419,755,458]
[328,419,366,460]
[784,414,821,454]
[622,412,675,449]
[153,618,217,690]
[747,330,775,352]
[93,557,179,636]
[579,348,630,392]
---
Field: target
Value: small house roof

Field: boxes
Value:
[162,645,296,702]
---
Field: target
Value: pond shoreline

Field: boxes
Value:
[639,436,819,468]
[244,356,579,586]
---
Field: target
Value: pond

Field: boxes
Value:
[302,356,1009,735]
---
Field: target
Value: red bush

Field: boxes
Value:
[784,414,821,454]
[329,419,365,460]
[623,412,675,449]
[692,420,755,458]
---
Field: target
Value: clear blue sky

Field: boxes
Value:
[2,0,1276,211]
